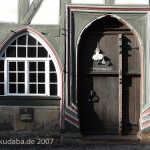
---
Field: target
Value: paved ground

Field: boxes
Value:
[0,133,150,149]
[51,144,150,150]
[0,144,150,150]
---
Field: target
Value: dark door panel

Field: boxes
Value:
[122,34,140,135]
[78,34,120,134]
[78,22,140,135]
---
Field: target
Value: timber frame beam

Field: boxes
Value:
[18,0,43,25]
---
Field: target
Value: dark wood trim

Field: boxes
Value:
[86,31,133,35]
[84,71,119,76]
[123,72,141,76]
[0,96,60,106]
[85,29,133,35]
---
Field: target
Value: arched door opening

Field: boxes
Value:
[77,15,142,135]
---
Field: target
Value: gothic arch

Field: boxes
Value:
[0,27,64,128]
[76,14,144,133]
[76,14,144,106]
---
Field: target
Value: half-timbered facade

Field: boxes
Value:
[0,0,150,140]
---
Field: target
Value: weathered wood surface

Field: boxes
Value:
[78,17,140,135]
[19,0,43,24]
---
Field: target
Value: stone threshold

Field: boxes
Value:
[0,131,150,145]
[60,132,150,144]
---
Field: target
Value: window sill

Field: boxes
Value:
[0,96,61,106]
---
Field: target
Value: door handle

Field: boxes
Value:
[88,90,99,102]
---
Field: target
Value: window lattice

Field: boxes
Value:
[0,34,58,96]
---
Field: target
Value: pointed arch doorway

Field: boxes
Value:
[77,15,143,135]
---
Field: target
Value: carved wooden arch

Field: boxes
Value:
[0,26,64,128]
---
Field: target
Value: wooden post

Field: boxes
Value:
[105,0,115,5]
[18,0,43,25]
[119,34,122,134]
[18,0,30,24]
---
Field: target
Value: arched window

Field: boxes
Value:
[0,33,58,96]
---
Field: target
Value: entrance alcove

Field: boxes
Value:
[77,15,142,135]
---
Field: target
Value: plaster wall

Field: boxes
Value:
[0,0,150,136]
[0,0,60,24]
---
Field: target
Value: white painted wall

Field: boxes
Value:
[115,0,149,5]
[30,0,34,5]
[71,0,105,4]
[0,0,60,24]
[0,0,149,24]
[0,0,18,23]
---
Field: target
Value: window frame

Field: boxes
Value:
[0,33,59,96]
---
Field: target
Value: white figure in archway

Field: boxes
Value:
[92,48,105,65]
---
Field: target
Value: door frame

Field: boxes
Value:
[76,15,144,134]
[66,6,145,132]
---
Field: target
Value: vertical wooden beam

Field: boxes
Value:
[105,0,115,5]
[118,34,122,134]
[18,0,30,24]
[19,0,43,25]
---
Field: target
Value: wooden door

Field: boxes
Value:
[122,34,140,135]
[78,33,120,134]
[78,32,140,135]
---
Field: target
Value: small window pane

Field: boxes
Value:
[9,73,16,82]
[18,84,25,93]
[9,62,16,71]
[38,42,42,45]
[38,62,45,71]
[38,47,48,57]
[28,35,36,45]
[6,47,16,57]
[50,73,57,82]
[9,84,16,93]
[29,73,36,82]
[18,35,26,45]
[0,60,4,71]
[38,84,45,93]
[29,84,36,93]
[0,84,4,95]
[50,60,56,71]
[50,84,57,95]
[10,40,16,45]
[2,53,5,57]
[18,47,26,57]
[29,62,36,71]
[0,73,4,82]
[18,62,25,71]
[38,73,45,82]
[28,47,36,57]
[18,73,25,82]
